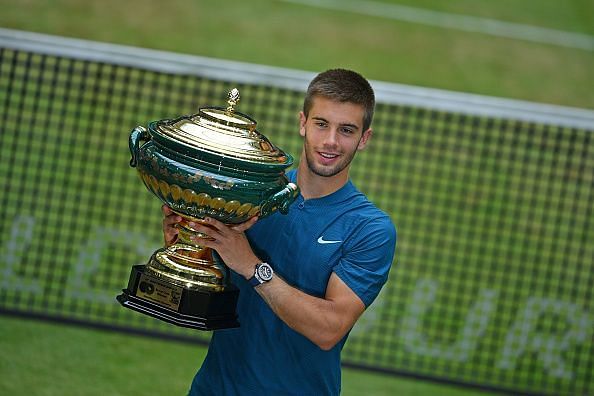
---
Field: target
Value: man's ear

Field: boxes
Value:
[357,128,373,151]
[299,111,307,137]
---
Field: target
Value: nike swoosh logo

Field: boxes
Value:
[317,236,342,244]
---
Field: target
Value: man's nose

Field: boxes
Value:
[323,129,339,146]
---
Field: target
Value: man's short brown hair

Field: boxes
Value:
[303,69,375,131]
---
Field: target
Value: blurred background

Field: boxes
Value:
[1,0,593,107]
[1,1,593,395]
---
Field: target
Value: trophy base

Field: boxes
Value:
[117,265,240,331]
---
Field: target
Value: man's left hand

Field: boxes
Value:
[189,216,260,279]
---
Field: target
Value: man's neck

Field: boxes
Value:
[296,159,349,200]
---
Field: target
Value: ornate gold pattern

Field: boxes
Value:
[139,170,260,220]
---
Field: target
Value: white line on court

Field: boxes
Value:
[281,0,594,51]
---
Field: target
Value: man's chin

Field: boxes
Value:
[308,163,342,178]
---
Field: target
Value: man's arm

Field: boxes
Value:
[255,271,365,351]
[185,215,366,351]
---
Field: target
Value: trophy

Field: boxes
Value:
[117,88,298,330]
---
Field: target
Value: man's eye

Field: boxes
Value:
[341,128,354,134]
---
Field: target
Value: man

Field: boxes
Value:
[163,69,397,395]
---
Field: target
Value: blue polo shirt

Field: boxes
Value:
[190,170,396,396]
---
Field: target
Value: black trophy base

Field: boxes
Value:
[116,264,240,331]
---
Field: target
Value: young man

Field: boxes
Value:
[163,69,397,395]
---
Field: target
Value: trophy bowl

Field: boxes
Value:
[117,88,298,330]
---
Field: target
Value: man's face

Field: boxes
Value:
[299,96,372,178]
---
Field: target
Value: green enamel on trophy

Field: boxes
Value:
[117,89,298,330]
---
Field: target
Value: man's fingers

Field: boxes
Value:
[203,216,226,230]
[162,206,181,247]
[231,216,259,232]
[199,216,258,234]
[164,226,179,246]
[163,214,182,226]
[165,214,257,248]
[188,221,221,239]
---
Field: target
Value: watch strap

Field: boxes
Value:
[248,274,262,287]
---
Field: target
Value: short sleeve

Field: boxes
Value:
[332,216,397,307]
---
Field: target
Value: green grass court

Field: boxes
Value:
[1,1,592,395]
[0,316,497,396]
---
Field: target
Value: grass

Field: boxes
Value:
[0,315,496,396]
[0,1,592,395]
[0,0,592,109]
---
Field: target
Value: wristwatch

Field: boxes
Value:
[248,262,274,287]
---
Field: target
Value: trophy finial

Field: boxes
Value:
[226,88,240,114]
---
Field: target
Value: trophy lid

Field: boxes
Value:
[150,88,292,169]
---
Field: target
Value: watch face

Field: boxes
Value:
[256,263,273,282]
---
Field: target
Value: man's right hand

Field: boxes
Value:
[162,205,182,246]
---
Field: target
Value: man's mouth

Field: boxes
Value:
[319,152,339,159]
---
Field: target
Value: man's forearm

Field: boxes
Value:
[253,274,363,351]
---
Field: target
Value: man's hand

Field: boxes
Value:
[162,205,182,246]
[189,216,260,279]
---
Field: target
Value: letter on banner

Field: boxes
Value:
[0,215,41,293]
[401,278,498,361]
[66,227,158,303]
[498,297,592,379]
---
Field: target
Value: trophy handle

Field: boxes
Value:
[260,182,299,216]
[129,125,151,167]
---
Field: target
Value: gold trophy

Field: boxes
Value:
[117,89,298,330]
